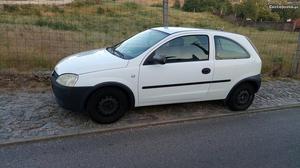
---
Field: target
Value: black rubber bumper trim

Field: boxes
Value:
[51,75,93,112]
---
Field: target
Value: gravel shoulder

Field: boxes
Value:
[0,79,300,144]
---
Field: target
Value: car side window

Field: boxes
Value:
[214,36,250,60]
[145,35,209,65]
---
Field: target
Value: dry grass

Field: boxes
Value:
[0,0,298,77]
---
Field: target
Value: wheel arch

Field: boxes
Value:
[226,74,261,101]
[84,82,135,110]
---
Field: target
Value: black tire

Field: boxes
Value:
[226,83,255,111]
[87,87,129,124]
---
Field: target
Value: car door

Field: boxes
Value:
[138,34,214,106]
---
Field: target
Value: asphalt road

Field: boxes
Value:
[1,108,300,168]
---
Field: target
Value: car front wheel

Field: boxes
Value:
[226,83,255,111]
[87,87,129,124]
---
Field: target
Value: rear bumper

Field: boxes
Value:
[251,74,261,93]
[51,72,92,112]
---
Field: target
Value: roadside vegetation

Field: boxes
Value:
[0,0,298,77]
[182,0,300,21]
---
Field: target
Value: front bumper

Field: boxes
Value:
[51,71,92,112]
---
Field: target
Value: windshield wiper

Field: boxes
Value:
[107,46,125,59]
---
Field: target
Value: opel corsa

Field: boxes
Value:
[52,27,262,123]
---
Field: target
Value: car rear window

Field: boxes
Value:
[215,36,250,60]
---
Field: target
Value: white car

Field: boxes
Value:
[52,27,262,123]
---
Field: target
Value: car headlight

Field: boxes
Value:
[56,74,79,87]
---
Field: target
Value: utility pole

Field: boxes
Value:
[163,0,168,27]
[292,32,300,76]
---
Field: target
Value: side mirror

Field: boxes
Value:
[152,54,166,65]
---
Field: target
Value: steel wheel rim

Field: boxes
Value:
[97,96,119,115]
[237,90,251,105]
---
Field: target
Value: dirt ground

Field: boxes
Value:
[0,70,51,90]
[0,0,73,5]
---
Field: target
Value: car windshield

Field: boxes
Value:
[107,29,169,59]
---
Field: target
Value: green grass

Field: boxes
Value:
[34,19,79,31]
[0,1,298,77]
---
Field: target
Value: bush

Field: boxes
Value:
[97,7,105,14]
[257,27,267,31]
[3,5,19,12]
[183,0,204,12]
[183,0,232,15]
[271,55,284,77]
[3,5,41,16]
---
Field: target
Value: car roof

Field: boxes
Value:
[152,27,244,37]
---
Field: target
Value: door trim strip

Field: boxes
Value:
[142,79,231,89]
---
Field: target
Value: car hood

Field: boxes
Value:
[54,48,129,75]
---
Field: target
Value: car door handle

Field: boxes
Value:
[202,68,211,74]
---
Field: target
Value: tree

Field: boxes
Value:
[234,0,280,21]
[238,0,259,21]
[256,0,280,21]
[173,0,181,9]
[271,0,300,21]
[215,0,233,16]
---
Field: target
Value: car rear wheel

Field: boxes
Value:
[226,83,255,111]
[87,87,129,124]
